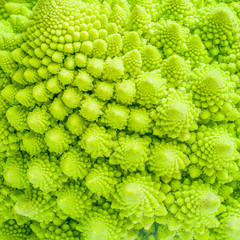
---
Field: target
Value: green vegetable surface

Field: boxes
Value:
[0,0,240,239]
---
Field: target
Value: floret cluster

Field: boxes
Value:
[0,0,240,239]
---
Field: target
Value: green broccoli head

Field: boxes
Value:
[0,0,240,239]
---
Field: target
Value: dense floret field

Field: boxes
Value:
[1,0,240,239]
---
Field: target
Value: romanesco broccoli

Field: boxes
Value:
[0,0,240,239]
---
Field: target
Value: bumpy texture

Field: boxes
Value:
[1,0,240,239]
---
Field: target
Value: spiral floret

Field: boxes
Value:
[80,123,113,158]
[212,206,240,240]
[14,188,56,223]
[128,107,153,134]
[112,173,167,228]
[101,102,130,130]
[189,125,240,183]
[195,5,239,56]
[135,71,167,108]
[152,89,200,141]
[149,140,190,179]
[147,20,189,57]
[60,147,91,180]
[27,153,65,193]
[166,181,220,232]
[110,133,151,172]
[161,55,191,87]
[160,0,196,25]
[189,64,237,121]
[76,209,125,240]
[57,182,93,220]
[85,162,118,198]
[4,154,29,189]
[44,125,74,155]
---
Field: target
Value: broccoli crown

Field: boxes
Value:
[0,0,240,239]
